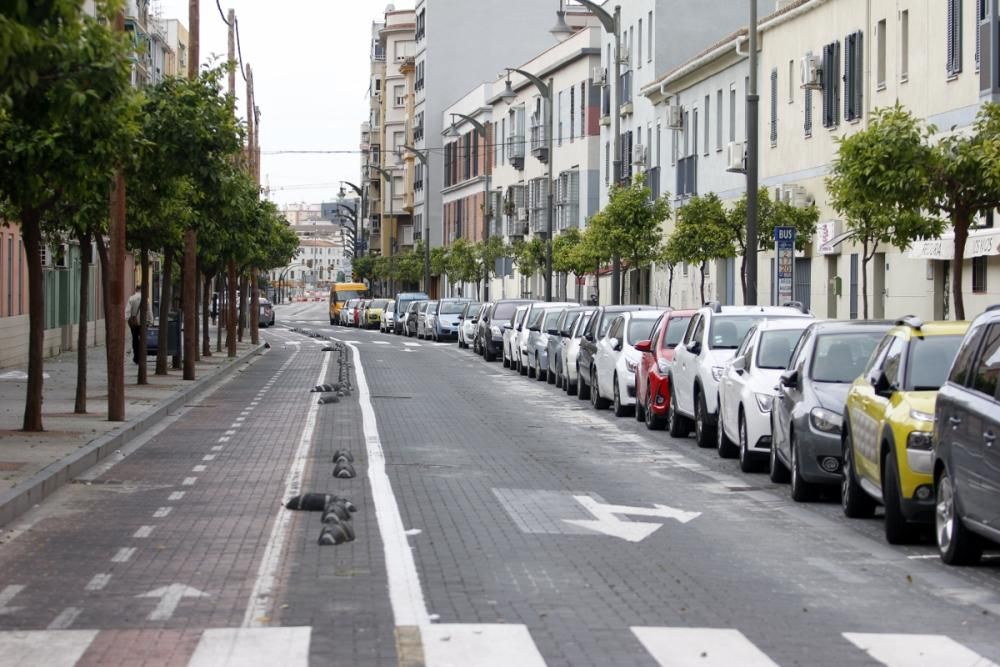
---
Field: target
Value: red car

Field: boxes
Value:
[635,309,696,431]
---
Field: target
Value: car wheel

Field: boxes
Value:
[613,375,632,418]
[789,435,816,502]
[769,429,791,484]
[330,318,336,325]
[577,364,590,400]
[635,384,646,422]
[644,390,665,431]
[591,369,610,409]
[534,356,544,382]
[667,387,689,438]
[936,468,984,565]
[883,451,920,545]
[841,426,877,519]
[738,410,760,472]
[520,355,528,376]
[716,410,738,459]
[694,390,714,449]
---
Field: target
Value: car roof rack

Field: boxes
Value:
[895,315,923,329]
[781,300,809,314]
[704,300,722,313]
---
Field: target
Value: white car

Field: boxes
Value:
[669,302,814,447]
[561,310,593,395]
[503,305,530,369]
[380,300,396,333]
[592,311,661,416]
[459,303,484,349]
[717,319,814,471]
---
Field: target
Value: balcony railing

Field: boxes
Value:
[530,124,548,162]
[508,134,525,170]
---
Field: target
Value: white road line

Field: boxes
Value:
[211,446,224,452]
[372,341,390,345]
[347,342,430,627]
[632,627,779,667]
[85,574,111,591]
[189,627,311,667]
[422,624,547,667]
[133,525,154,539]
[182,477,197,486]
[234,417,246,423]
[192,465,207,472]
[218,436,231,443]
[242,351,330,628]
[0,585,24,614]
[0,629,98,667]
[843,633,999,666]
[224,430,237,436]
[111,547,136,563]
[47,607,82,630]
[168,491,185,501]
[203,454,216,461]
[153,507,172,518]
[403,342,420,347]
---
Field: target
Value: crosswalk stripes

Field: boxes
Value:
[632,627,778,667]
[0,629,98,667]
[188,627,311,667]
[422,624,547,667]
[843,632,999,667]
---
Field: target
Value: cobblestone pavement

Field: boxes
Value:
[0,302,998,666]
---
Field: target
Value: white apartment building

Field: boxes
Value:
[281,203,323,226]
[361,19,385,257]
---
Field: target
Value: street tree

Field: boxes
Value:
[512,237,546,293]
[665,193,734,303]
[552,228,586,298]
[352,256,376,283]
[446,238,481,291]
[430,246,450,280]
[0,1,135,431]
[827,104,942,318]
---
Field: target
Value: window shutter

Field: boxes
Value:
[770,68,778,145]
[833,41,841,125]
[854,31,863,117]
[947,0,956,74]
[844,33,852,120]
[822,44,832,127]
[804,87,813,137]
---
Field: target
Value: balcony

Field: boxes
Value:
[618,71,633,115]
[508,134,525,171]
[506,219,528,237]
[530,123,548,163]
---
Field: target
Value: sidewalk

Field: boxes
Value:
[0,328,264,528]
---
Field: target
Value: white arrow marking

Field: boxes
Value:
[563,496,701,542]
[137,584,209,621]
[0,585,24,615]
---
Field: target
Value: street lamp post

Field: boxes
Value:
[368,164,398,263]
[331,201,359,257]
[572,0,621,304]
[501,68,554,302]
[402,145,432,294]
[340,180,366,257]
[448,112,493,301]
[746,0,760,305]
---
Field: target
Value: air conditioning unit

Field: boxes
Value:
[592,66,607,85]
[632,144,647,165]
[782,184,814,208]
[726,141,746,172]
[800,54,822,89]
[517,207,529,221]
[665,105,683,130]
[40,246,52,268]
[617,47,630,66]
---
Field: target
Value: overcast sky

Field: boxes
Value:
[157,0,412,207]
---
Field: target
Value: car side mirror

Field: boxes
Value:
[686,340,702,355]
[610,337,622,351]
[634,340,652,353]
[872,371,894,397]
[503,324,512,331]
[547,328,559,336]
[528,325,540,332]
[457,316,465,321]
[733,356,747,374]
[779,369,799,389]
[584,333,594,342]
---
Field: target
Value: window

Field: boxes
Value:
[788,59,795,103]
[501,118,506,164]
[692,109,698,156]
[580,82,586,138]
[570,86,575,142]
[769,68,778,146]
[704,95,710,156]
[971,324,1000,397]
[605,141,610,184]
[881,336,905,387]
[876,19,887,88]
[822,41,841,127]
[671,125,677,166]
[949,324,986,387]
[973,256,988,293]
[900,10,909,81]
[844,31,863,122]
[947,0,963,76]
[729,86,737,142]
[393,84,405,108]
[648,11,653,62]
[716,89,723,150]
[978,0,987,70]
[638,18,643,67]
[656,123,661,168]
[805,88,813,137]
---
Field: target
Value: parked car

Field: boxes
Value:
[577,305,654,401]
[933,306,1000,565]
[669,302,813,448]
[340,298,361,326]
[717,318,813,471]
[527,306,574,381]
[416,301,437,339]
[770,320,892,500]
[503,305,530,369]
[635,309,696,430]
[458,303,484,350]
[592,310,662,416]
[430,298,473,341]
[365,299,390,330]
[547,307,588,386]
[482,299,535,362]
[842,316,968,544]
[258,298,275,328]
[404,300,425,337]
[393,292,429,335]
[560,309,594,396]
[520,303,576,378]
[380,300,396,333]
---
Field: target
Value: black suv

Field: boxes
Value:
[933,305,1000,565]
[576,305,652,400]
[478,299,535,362]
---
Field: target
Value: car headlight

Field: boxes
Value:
[910,409,935,423]
[625,359,638,373]
[657,358,671,375]
[754,393,774,413]
[711,366,725,382]
[907,431,934,451]
[810,407,843,434]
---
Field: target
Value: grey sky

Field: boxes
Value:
[157,0,412,207]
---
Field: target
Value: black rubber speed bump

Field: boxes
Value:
[332,450,354,463]
[318,518,355,545]
[285,493,339,511]
[318,395,340,405]
[333,460,356,479]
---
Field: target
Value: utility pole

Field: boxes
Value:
[183,0,199,380]
[226,8,238,357]
[746,0,760,305]
[107,9,127,421]
[247,64,260,346]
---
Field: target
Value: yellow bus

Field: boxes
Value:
[329,282,368,324]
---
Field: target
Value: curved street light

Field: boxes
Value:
[401,145,432,293]
[550,0,574,42]
[448,112,495,301]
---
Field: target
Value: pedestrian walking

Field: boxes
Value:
[125,285,151,364]
[211,292,219,325]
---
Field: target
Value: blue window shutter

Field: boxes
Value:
[805,87,813,136]
[770,68,778,145]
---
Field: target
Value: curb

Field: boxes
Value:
[0,344,267,529]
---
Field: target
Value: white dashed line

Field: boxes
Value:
[47,607,82,630]
[85,574,111,591]
[133,526,154,539]
[168,492,185,501]
[235,417,246,423]
[192,465,207,473]
[182,477,197,486]
[211,446,224,452]
[224,430,237,436]
[111,547,136,563]
[202,455,216,461]
[153,507,172,518]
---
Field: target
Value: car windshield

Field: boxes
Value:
[527,309,545,328]
[493,302,522,320]
[905,335,964,391]
[370,299,389,309]
[810,332,885,383]
[627,319,656,345]
[440,301,467,315]
[574,314,592,337]
[563,312,582,333]
[662,316,692,349]
[337,290,362,302]
[709,316,760,350]
[599,314,617,337]
[756,329,805,369]
[513,309,527,326]
[543,311,563,330]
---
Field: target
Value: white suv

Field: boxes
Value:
[669,302,813,447]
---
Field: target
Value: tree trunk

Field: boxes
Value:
[216,271,224,353]
[182,229,197,381]
[952,210,970,321]
[20,211,45,432]
[202,271,213,357]
[173,254,183,370]
[739,250,749,304]
[667,266,675,308]
[227,261,237,357]
[237,274,246,343]
[138,247,149,385]
[156,247,174,376]
[250,268,260,345]
[74,231,92,414]
[861,240,871,320]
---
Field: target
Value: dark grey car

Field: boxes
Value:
[404,300,426,338]
[770,321,892,500]
[577,305,653,400]
[546,307,589,386]
[933,305,1000,565]
[478,299,535,362]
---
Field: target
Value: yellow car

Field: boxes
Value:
[841,316,969,544]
